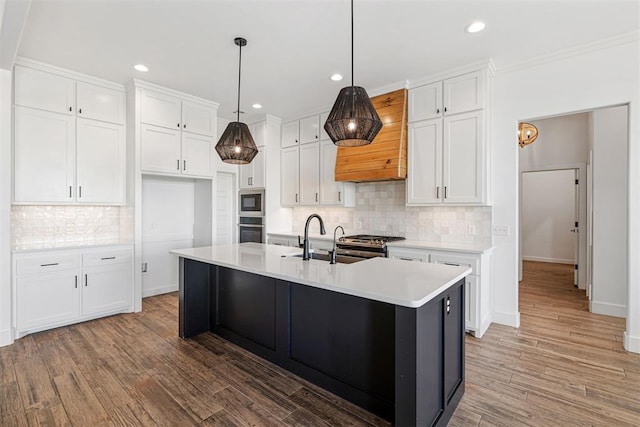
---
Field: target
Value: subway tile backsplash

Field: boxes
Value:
[11,205,134,250]
[292,181,492,245]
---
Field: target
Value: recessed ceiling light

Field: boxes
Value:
[330,73,343,81]
[252,103,262,109]
[465,21,486,33]
[134,64,149,72]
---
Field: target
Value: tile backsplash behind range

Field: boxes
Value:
[292,181,492,245]
[11,205,134,250]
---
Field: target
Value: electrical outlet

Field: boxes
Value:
[468,225,476,235]
[141,262,148,273]
[493,225,509,236]
[356,220,363,230]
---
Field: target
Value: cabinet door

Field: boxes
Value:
[464,275,478,332]
[14,107,75,202]
[249,121,266,148]
[182,101,216,136]
[141,90,182,129]
[407,119,442,205]
[181,133,212,177]
[408,82,441,122]
[82,263,131,316]
[281,146,299,206]
[319,140,341,205]
[141,123,182,174]
[281,121,300,147]
[239,163,253,189]
[443,111,483,203]
[14,65,75,115]
[17,270,80,331]
[443,283,464,404]
[76,119,125,204]
[299,142,320,205]
[319,111,330,141]
[251,149,266,188]
[299,115,320,144]
[443,71,484,115]
[76,82,125,124]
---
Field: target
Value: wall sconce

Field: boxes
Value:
[518,122,538,147]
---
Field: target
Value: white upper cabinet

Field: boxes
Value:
[281,120,300,147]
[239,147,265,189]
[299,142,320,205]
[250,121,266,147]
[141,90,182,129]
[181,132,212,177]
[14,65,75,115]
[76,82,125,124]
[319,140,355,206]
[443,71,485,116]
[182,101,216,136]
[76,119,126,204]
[407,119,442,205]
[300,115,321,144]
[141,124,182,174]
[408,82,441,122]
[319,112,330,141]
[281,146,300,206]
[443,111,483,203]
[13,63,127,204]
[14,106,75,203]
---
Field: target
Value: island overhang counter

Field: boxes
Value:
[170,242,471,426]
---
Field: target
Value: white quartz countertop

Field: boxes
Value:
[267,231,493,254]
[170,243,471,308]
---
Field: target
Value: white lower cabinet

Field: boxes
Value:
[14,245,133,337]
[267,235,300,247]
[387,245,491,337]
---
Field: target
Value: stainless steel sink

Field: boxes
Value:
[284,252,362,264]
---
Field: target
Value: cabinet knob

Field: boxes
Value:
[183,124,187,128]
[69,106,72,112]
[177,123,180,128]
[315,192,318,202]
[177,159,180,170]
[315,135,318,139]
[444,107,447,113]
[183,160,186,171]
[436,108,440,114]
[79,108,82,114]
[338,191,341,202]
[295,139,298,143]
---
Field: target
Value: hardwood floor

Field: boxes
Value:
[1,261,638,426]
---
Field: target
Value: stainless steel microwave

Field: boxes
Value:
[239,189,264,216]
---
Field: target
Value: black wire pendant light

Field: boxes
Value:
[215,37,258,164]
[324,0,382,147]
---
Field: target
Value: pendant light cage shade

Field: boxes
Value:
[215,121,258,164]
[324,86,383,146]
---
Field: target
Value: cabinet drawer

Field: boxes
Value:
[82,249,132,267]
[388,248,428,262]
[16,254,79,276]
[429,252,479,275]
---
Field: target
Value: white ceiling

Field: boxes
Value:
[17,0,640,122]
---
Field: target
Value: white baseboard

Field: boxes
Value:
[491,311,520,328]
[522,256,574,264]
[623,331,640,354]
[0,328,13,347]
[142,284,178,298]
[478,313,493,338]
[590,300,627,318]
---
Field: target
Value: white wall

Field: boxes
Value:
[0,69,12,346]
[521,170,575,264]
[492,34,640,353]
[591,105,628,317]
[141,176,195,297]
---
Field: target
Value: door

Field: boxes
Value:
[281,146,300,206]
[407,119,442,204]
[299,142,320,205]
[181,132,212,177]
[443,284,464,404]
[76,82,125,124]
[141,123,181,174]
[443,111,482,203]
[572,170,580,286]
[443,71,483,115]
[82,263,131,316]
[408,82,442,122]
[300,115,320,144]
[319,140,341,205]
[14,65,75,115]
[76,119,125,204]
[281,121,300,147]
[251,149,266,188]
[14,107,75,202]
[141,90,181,129]
[182,101,215,136]
[17,271,80,330]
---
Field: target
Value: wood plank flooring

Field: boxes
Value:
[1,260,638,426]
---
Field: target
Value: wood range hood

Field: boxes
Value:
[334,88,407,182]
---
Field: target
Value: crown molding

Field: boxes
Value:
[15,56,125,91]
[497,30,640,74]
[407,60,494,89]
[130,78,220,108]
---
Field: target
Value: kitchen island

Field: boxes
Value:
[170,243,471,426]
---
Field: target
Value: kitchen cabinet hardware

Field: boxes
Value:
[315,135,318,139]
[69,186,72,198]
[295,139,298,143]
[69,106,72,112]
[177,123,180,127]
[74,275,77,288]
[101,257,116,260]
[40,263,59,267]
[183,160,186,171]
[436,108,440,114]
[177,159,180,170]
[84,274,88,287]
[446,295,451,314]
[436,187,440,199]
[338,191,341,201]
[315,192,318,202]
[183,123,186,128]
[78,186,82,198]
[79,108,82,114]
[444,186,448,199]
[295,193,298,203]
[444,107,447,112]
[400,257,414,261]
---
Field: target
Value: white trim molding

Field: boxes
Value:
[590,301,627,318]
[522,256,574,265]
[623,331,640,353]
[492,310,520,328]
[142,284,177,298]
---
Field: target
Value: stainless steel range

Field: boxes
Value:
[336,234,406,259]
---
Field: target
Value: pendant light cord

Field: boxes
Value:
[237,41,242,123]
[351,0,354,88]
